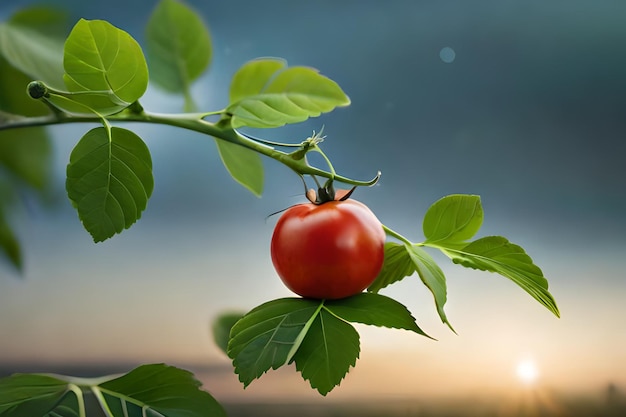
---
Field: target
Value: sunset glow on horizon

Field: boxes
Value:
[516,359,540,385]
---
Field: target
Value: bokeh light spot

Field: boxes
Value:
[439,46,456,63]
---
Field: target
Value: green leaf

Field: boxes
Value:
[292,308,359,396]
[407,245,454,332]
[215,139,264,196]
[212,311,244,355]
[0,58,52,191]
[444,236,560,317]
[66,127,153,242]
[368,242,417,292]
[0,7,67,89]
[229,59,285,104]
[423,194,483,245]
[0,365,225,417]
[325,292,433,338]
[0,207,21,271]
[227,58,350,128]
[0,56,52,117]
[98,364,226,417]
[44,397,79,417]
[0,373,69,417]
[228,298,320,387]
[44,90,130,117]
[62,19,148,113]
[369,242,453,331]
[0,129,52,191]
[145,0,211,110]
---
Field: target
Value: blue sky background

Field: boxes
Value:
[1,0,625,403]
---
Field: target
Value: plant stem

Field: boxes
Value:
[91,387,115,417]
[68,384,86,417]
[0,108,379,187]
[382,224,414,246]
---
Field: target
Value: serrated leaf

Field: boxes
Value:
[227,58,350,128]
[146,0,211,110]
[229,59,285,104]
[0,373,69,417]
[445,236,560,317]
[0,207,21,271]
[62,19,148,114]
[368,242,417,292]
[407,245,454,331]
[0,7,67,89]
[212,311,244,355]
[215,139,263,196]
[66,127,153,242]
[423,194,483,244]
[98,364,226,417]
[325,292,433,338]
[228,298,320,387]
[292,309,359,396]
[229,295,431,396]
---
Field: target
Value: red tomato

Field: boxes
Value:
[271,199,385,299]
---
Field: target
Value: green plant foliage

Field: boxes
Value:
[227,58,350,128]
[0,56,52,272]
[228,298,319,386]
[419,195,560,318]
[44,90,132,117]
[0,373,69,416]
[0,57,49,117]
[423,194,483,245]
[443,236,561,317]
[212,311,245,354]
[407,245,453,330]
[0,128,51,191]
[66,127,153,242]
[322,292,431,335]
[0,364,225,417]
[0,7,67,89]
[0,59,52,190]
[98,364,226,417]
[292,308,359,395]
[369,242,453,331]
[145,0,211,111]
[61,19,148,114]
[0,206,21,271]
[228,293,427,395]
[45,395,80,417]
[368,242,416,292]
[370,194,560,328]
[215,139,264,196]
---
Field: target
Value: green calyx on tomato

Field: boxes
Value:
[305,181,357,205]
[271,197,385,300]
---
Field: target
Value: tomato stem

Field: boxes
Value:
[382,224,414,246]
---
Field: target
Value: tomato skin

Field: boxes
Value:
[271,199,385,299]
